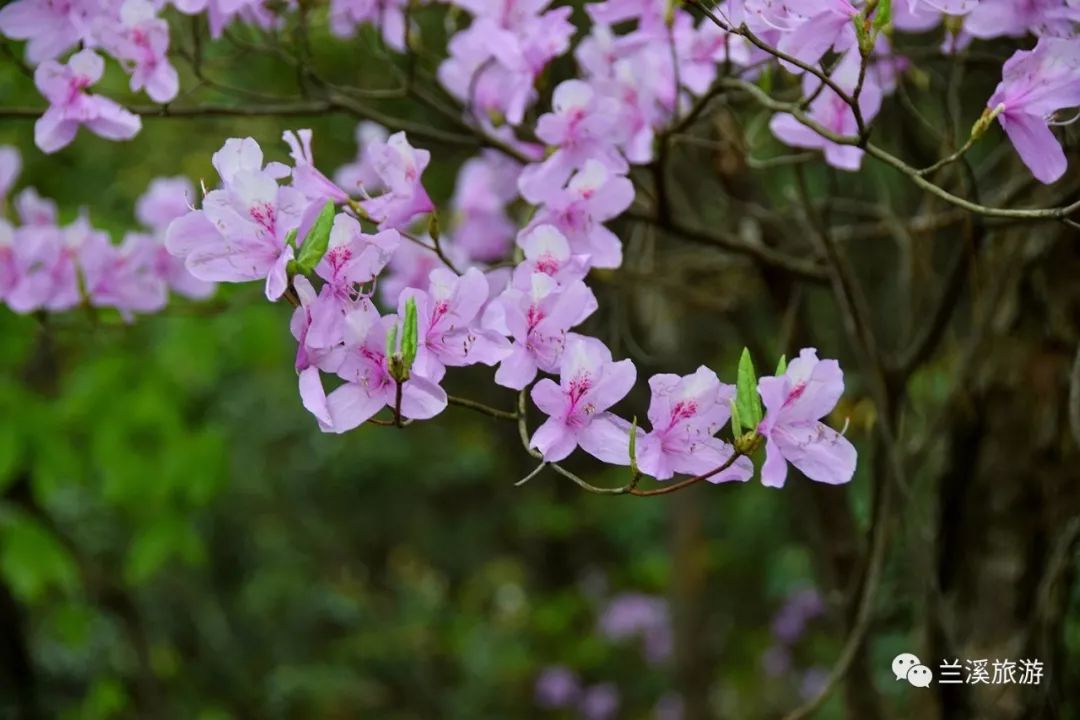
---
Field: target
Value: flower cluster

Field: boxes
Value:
[0,145,212,316]
[161,126,856,490]
[3,0,1077,182]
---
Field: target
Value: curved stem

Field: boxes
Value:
[446,395,517,421]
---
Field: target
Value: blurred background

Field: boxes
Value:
[2,6,1080,720]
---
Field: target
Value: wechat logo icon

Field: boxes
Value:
[893,653,933,687]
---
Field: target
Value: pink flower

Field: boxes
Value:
[358,132,435,230]
[290,275,349,375]
[511,224,591,288]
[438,0,574,125]
[5,219,84,313]
[518,79,628,200]
[524,160,634,269]
[33,49,142,153]
[0,0,94,64]
[15,188,58,226]
[283,129,349,204]
[335,122,390,197]
[165,137,307,301]
[769,50,883,171]
[399,267,511,376]
[964,0,1080,40]
[757,348,857,488]
[329,0,407,50]
[636,367,754,483]
[136,177,216,300]
[298,307,448,433]
[80,231,167,316]
[529,335,637,463]
[450,152,521,263]
[137,177,195,232]
[378,236,464,306]
[484,272,597,389]
[673,11,750,95]
[304,214,399,349]
[0,219,18,300]
[987,38,1080,184]
[97,0,179,103]
[0,145,21,204]
[775,0,859,71]
[170,0,278,38]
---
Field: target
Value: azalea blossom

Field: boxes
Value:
[0,0,94,64]
[398,267,511,376]
[775,0,859,72]
[524,159,634,269]
[449,152,520,263]
[165,137,307,301]
[511,224,591,288]
[987,37,1080,184]
[769,50,884,170]
[96,0,179,103]
[5,218,85,313]
[529,335,637,463]
[80,230,168,316]
[33,49,142,153]
[301,215,399,350]
[358,132,435,230]
[517,79,628,199]
[484,273,597,389]
[756,348,857,488]
[636,367,754,483]
[329,0,408,50]
[299,307,448,433]
[283,129,350,204]
[135,177,216,299]
[0,145,21,206]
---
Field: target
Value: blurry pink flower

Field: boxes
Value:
[33,49,142,153]
[97,0,179,103]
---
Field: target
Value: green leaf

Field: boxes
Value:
[873,0,891,30]
[385,322,399,359]
[736,348,763,431]
[776,354,788,376]
[124,518,203,586]
[402,297,418,370]
[0,512,78,602]
[730,399,743,438]
[295,200,336,274]
[284,228,298,249]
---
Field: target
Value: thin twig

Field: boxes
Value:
[447,395,517,421]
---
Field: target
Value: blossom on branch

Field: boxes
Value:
[757,348,857,488]
[529,335,637,464]
[33,49,142,153]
